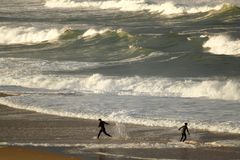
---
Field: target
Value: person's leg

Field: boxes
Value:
[103,129,112,137]
[180,133,184,141]
[182,133,187,142]
[97,129,103,139]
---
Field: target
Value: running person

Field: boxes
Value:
[97,119,112,139]
[178,123,190,142]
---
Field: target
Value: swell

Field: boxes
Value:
[0,27,148,61]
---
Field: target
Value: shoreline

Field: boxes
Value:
[0,102,240,159]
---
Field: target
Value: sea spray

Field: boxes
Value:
[113,123,129,139]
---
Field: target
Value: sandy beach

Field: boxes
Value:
[0,146,80,160]
[0,101,240,160]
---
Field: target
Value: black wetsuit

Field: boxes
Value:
[179,125,190,142]
[97,120,111,139]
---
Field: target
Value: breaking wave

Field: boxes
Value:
[203,34,240,56]
[80,28,131,39]
[45,0,226,15]
[0,26,67,45]
[0,73,240,101]
[81,28,112,38]
[0,26,133,46]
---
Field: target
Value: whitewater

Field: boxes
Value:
[0,0,240,135]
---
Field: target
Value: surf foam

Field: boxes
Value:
[1,140,239,149]
[0,71,240,101]
[0,141,195,149]
[45,0,225,15]
[205,140,240,147]
[81,28,112,38]
[0,26,66,45]
[0,95,240,134]
[45,0,82,8]
[203,34,240,56]
[80,28,131,39]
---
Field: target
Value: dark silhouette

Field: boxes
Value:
[178,123,190,142]
[97,119,112,139]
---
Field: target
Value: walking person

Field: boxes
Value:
[97,119,112,139]
[178,123,190,142]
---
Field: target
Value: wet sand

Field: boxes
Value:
[0,102,240,159]
[0,146,80,160]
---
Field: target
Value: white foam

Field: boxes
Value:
[80,142,196,149]
[205,140,240,147]
[0,141,195,149]
[80,28,131,39]
[80,75,238,101]
[81,28,112,38]
[0,26,66,45]
[146,2,223,15]
[2,140,240,149]
[1,70,240,101]
[1,140,239,151]
[200,35,208,38]
[185,3,224,14]
[45,0,83,8]
[44,0,225,15]
[71,74,240,101]
[203,34,240,56]
[45,0,146,10]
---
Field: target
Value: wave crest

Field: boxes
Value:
[81,28,112,38]
[1,73,240,101]
[147,2,224,15]
[45,0,226,15]
[203,34,240,56]
[0,26,66,45]
[80,28,131,39]
[45,0,82,8]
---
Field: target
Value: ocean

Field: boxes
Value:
[0,0,240,136]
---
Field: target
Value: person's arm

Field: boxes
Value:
[178,126,183,130]
[187,127,190,135]
[104,121,109,125]
[98,122,101,127]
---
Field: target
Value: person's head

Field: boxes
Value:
[99,119,102,121]
[185,123,188,126]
